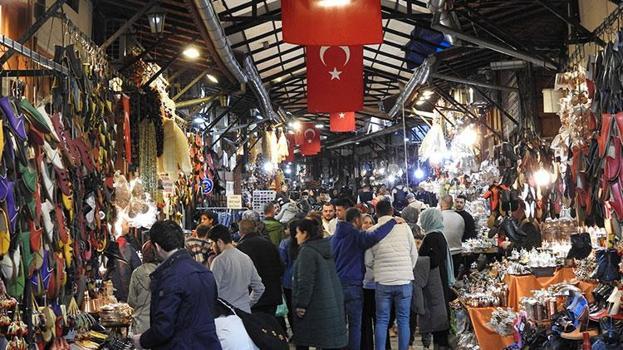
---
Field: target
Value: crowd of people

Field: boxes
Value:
[118,188,478,350]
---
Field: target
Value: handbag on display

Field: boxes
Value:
[217,298,288,350]
[592,249,621,282]
[567,232,593,260]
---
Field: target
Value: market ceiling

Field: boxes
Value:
[95,0,586,141]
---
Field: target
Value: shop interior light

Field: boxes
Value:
[183,46,200,59]
[468,87,474,104]
[416,99,427,106]
[285,167,292,174]
[414,168,425,179]
[534,168,552,187]
[206,74,218,84]
[315,124,324,129]
[318,0,351,7]
[287,130,295,135]
[458,126,478,146]
[387,174,396,183]
[263,162,275,173]
[288,121,302,131]
[274,77,283,83]
[422,89,434,97]
[429,152,443,165]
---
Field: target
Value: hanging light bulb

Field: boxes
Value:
[414,168,425,179]
[263,162,275,173]
[534,168,552,187]
[458,125,478,146]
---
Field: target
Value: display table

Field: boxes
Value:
[467,307,515,350]
[504,267,596,310]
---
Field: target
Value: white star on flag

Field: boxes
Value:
[338,113,345,119]
[329,67,342,80]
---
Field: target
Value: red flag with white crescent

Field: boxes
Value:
[307,45,363,113]
[297,122,321,156]
[282,0,382,45]
[330,112,356,132]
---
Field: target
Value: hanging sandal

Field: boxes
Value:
[0,209,9,256]
[0,97,26,141]
[55,203,69,245]
[17,98,52,135]
[39,201,54,244]
[28,220,43,252]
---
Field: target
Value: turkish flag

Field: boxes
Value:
[307,45,363,113]
[298,123,321,156]
[282,0,382,45]
[330,112,356,132]
[286,134,296,162]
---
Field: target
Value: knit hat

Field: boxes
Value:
[419,208,444,234]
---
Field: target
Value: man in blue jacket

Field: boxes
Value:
[132,220,222,350]
[331,208,403,350]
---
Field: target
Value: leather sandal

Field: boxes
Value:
[0,208,9,256]
[19,230,31,279]
[616,112,623,139]
[43,141,65,170]
[38,153,55,201]
[53,166,72,196]
[605,139,622,182]
[0,97,26,141]
[40,201,54,243]
[5,250,23,299]
[18,98,52,135]
[5,181,17,236]
[610,180,623,220]
[28,219,43,254]
[0,174,9,202]
[55,203,69,245]
[599,113,614,158]
[74,138,95,173]
[61,194,73,221]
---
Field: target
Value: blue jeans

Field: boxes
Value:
[342,283,363,350]
[374,283,413,350]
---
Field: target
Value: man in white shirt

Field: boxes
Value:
[365,200,418,350]
[208,225,265,313]
[322,202,337,236]
[440,195,465,278]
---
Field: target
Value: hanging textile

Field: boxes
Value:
[277,130,289,162]
[139,120,158,200]
[158,117,192,175]
[121,94,132,165]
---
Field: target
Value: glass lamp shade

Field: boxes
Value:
[147,6,166,34]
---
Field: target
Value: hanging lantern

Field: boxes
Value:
[147,5,166,34]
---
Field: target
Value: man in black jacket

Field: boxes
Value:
[237,219,285,316]
[455,194,476,241]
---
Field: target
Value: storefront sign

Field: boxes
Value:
[226,181,235,196]
[227,195,243,209]
[203,178,214,194]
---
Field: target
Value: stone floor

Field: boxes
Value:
[288,334,429,349]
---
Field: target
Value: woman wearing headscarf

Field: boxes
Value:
[401,206,423,240]
[416,208,451,349]
[128,241,158,335]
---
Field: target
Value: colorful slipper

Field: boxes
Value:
[0,208,10,256]
[0,97,26,141]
